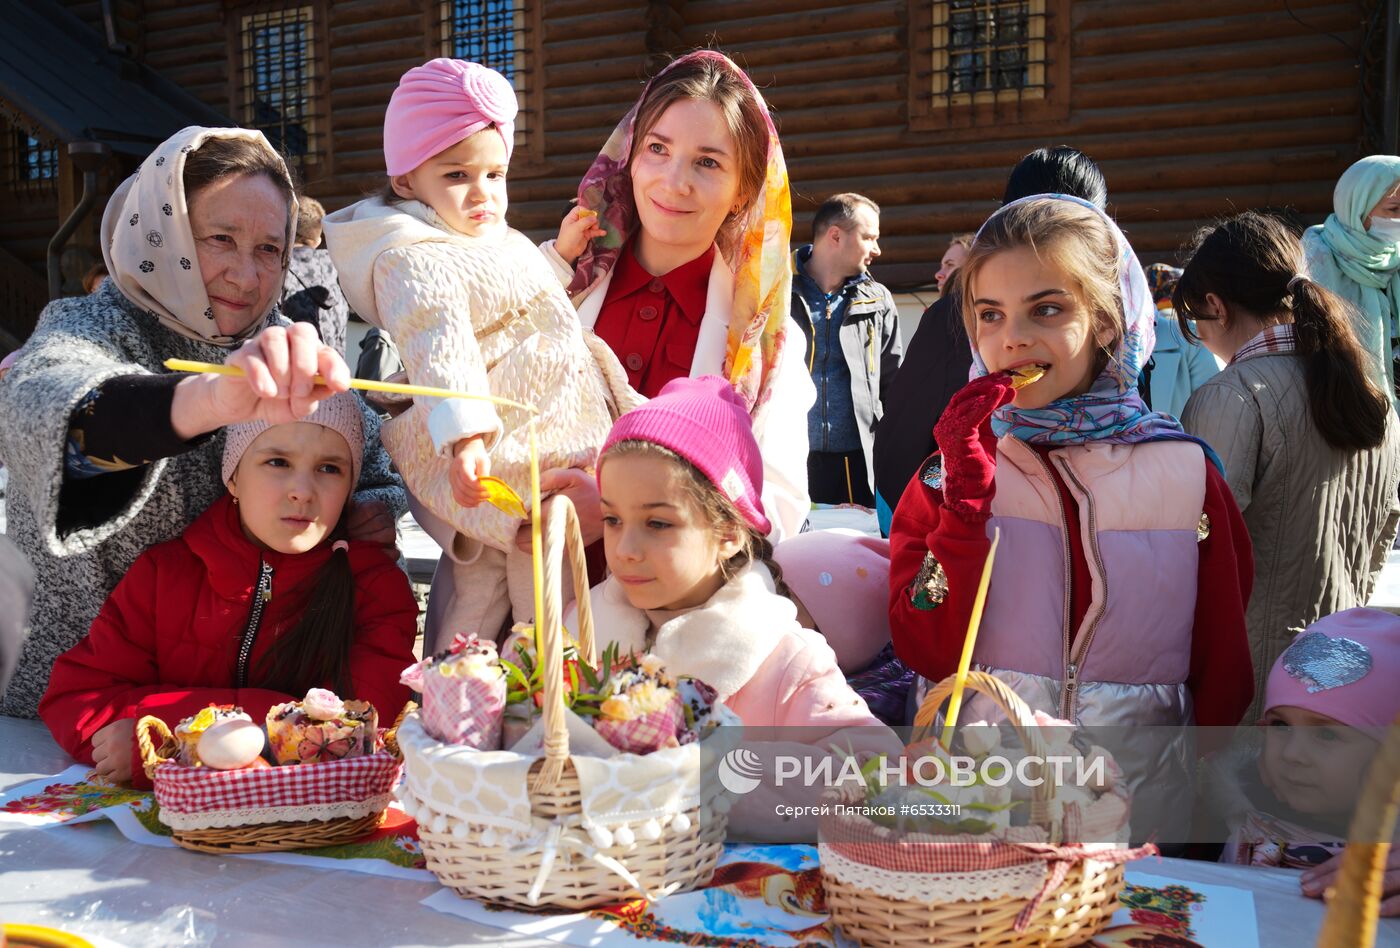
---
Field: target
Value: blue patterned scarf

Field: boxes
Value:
[968,194,1224,473]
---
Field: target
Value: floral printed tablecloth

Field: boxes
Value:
[0,761,1327,948]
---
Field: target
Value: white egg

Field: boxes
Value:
[196,719,266,770]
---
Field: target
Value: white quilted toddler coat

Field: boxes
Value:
[324,197,638,643]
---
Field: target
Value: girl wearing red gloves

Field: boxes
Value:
[39,392,419,785]
[887,196,1254,834]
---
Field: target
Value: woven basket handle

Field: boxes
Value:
[1316,709,1400,946]
[541,492,596,665]
[135,715,176,782]
[532,493,594,791]
[383,700,417,760]
[913,671,1056,826]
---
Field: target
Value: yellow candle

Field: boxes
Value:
[528,421,546,653]
[941,525,1001,747]
[162,358,536,413]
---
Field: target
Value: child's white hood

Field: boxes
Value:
[322,197,489,328]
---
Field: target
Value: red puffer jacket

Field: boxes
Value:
[39,494,419,785]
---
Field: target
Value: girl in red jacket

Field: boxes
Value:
[40,391,418,784]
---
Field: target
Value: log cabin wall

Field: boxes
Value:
[680,0,1368,283]
[88,0,656,225]
[25,0,1372,299]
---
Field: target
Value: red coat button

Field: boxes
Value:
[638,305,658,321]
[648,278,665,294]
[626,353,644,371]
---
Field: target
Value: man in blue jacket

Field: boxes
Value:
[793,193,903,506]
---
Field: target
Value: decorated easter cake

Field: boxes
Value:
[172,705,252,766]
[265,688,379,764]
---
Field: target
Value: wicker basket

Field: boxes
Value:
[401,494,728,910]
[821,671,1130,948]
[1315,708,1400,947]
[135,704,409,854]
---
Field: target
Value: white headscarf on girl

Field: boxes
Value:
[99,125,296,347]
[968,193,1225,472]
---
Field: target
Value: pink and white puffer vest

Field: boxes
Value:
[962,436,1208,843]
[968,436,1206,728]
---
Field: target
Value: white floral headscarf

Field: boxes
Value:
[100,125,296,346]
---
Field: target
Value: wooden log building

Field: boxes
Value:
[0,0,1393,346]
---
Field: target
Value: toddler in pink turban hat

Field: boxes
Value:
[322,60,638,652]
[383,58,518,174]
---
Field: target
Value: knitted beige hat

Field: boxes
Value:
[222,391,364,487]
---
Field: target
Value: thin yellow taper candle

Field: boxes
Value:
[528,421,546,657]
[162,358,537,414]
[161,357,537,551]
[940,525,1002,748]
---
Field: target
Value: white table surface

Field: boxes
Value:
[3,718,1396,947]
[0,717,546,947]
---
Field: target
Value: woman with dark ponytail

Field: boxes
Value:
[38,391,418,785]
[1176,211,1400,721]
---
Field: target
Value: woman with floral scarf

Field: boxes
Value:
[538,50,815,543]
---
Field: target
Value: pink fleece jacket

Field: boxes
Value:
[571,561,899,842]
[573,562,885,731]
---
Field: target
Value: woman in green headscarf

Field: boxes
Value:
[1302,155,1400,402]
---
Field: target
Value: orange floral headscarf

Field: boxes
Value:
[567,50,793,416]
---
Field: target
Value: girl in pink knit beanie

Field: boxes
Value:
[323,59,637,650]
[574,376,898,841]
[1217,608,1400,915]
[582,376,887,733]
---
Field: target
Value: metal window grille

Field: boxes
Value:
[932,0,1046,106]
[441,1,531,146]
[4,124,58,194]
[20,135,57,181]
[240,7,317,165]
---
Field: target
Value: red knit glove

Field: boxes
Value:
[932,372,1016,523]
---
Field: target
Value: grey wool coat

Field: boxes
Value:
[1183,351,1400,723]
[0,281,407,718]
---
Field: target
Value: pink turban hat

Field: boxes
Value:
[383,59,517,175]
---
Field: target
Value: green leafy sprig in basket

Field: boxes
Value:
[499,629,633,716]
[849,734,1021,836]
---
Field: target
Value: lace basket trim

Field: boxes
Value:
[159,794,391,830]
[819,844,1048,903]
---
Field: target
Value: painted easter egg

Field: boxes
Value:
[196,718,266,770]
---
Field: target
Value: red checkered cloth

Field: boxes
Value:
[1230,323,1296,364]
[819,791,1155,932]
[153,752,401,816]
[594,697,684,755]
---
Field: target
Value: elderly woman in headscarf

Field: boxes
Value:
[0,126,405,718]
[1302,155,1400,402]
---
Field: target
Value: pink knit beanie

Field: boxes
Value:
[772,529,892,673]
[383,59,517,175]
[222,391,365,488]
[601,375,769,534]
[1264,608,1400,730]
